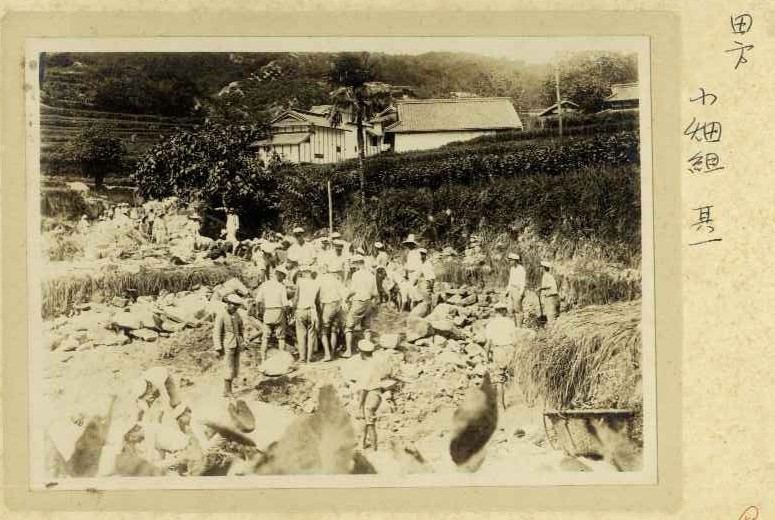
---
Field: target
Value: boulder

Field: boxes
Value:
[472,363,488,377]
[477,294,490,305]
[446,339,461,350]
[408,302,430,318]
[93,331,130,347]
[405,316,433,343]
[161,320,185,333]
[452,316,467,328]
[414,338,432,347]
[438,350,467,369]
[380,334,400,350]
[111,312,143,331]
[111,297,129,308]
[136,296,155,304]
[465,343,486,359]
[429,303,455,320]
[429,319,464,339]
[260,350,295,377]
[59,336,80,352]
[432,335,447,349]
[447,295,464,306]
[461,294,478,306]
[129,328,159,342]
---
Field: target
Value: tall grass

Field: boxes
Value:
[42,265,245,318]
[513,300,642,410]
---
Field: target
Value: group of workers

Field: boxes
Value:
[210,227,440,399]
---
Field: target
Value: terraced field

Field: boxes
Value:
[40,69,203,164]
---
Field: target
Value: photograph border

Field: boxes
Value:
[2,10,681,512]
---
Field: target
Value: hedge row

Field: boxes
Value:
[294,130,639,194]
[278,130,640,229]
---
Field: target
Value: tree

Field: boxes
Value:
[542,51,638,113]
[131,121,282,237]
[329,53,393,203]
[64,125,126,190]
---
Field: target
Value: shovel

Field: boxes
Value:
[535,290,548,327]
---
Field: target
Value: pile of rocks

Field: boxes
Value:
[43,279,254,354]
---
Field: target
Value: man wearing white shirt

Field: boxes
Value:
[286,227,316,267]
[538,261,560,323]
[402,234,423,280]
[343,256,378,358]
[507,253,527,327]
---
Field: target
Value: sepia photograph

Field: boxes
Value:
[27,36,654,489]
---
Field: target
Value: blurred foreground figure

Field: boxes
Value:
[449,373,498,472]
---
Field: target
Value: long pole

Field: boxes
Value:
[327,180,334,235]
[554,64,563,138]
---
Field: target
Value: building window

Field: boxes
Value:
[336,146,341,152]
[370,136,379,147]
[314,153,324,159]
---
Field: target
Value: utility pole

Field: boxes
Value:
[554,64,563,138]
[327,180,334,235]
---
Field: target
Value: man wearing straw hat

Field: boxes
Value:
[327,239,349,280]
[343,255,378,358]
[537,261,560,324]
[353,338,394,451]
[293,262,320,363]
[402,233,423,279]
[507,253,527,327]
[255,266,291,362]
[318,262,347,362]
[212,293,246,397]
[415,248,436,310]
[484,300,519,410]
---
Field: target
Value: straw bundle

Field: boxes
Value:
[514,299,641,410]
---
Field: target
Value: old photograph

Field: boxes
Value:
[28,37,654,489]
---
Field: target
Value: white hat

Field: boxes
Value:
[298,262,313,272]
[402,234,419,245]
[358,339,376,352]
[261,242,277,253]
[418,248,428,254]
[508,253,520,261]
[224,294,246,306]
[333,239,345,247]
[275,266,288,276]
[292,227,305,234]
[351,255,365,264]
[330,232,342,239]
[374,241,384,249]
[494,301,509,310]
[540,260,552,268]
[355,247,365,255]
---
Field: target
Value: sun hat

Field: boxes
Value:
[402,234,419,245]
[224,293,246,306]
[374,241,384,249]
[292,227,305,234]
[333,239,345,247]
[507,253,520,261]
[355,247,365,255]
[330,232,342,239]
[358,339,376,352]
[351,255,365,264]
[299,263,313,272]
[540,260,552,268]
[494,301,509,310]
[275,266,288,275]
[418,248,428,254]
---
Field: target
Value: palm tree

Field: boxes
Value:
[329,53,393,203]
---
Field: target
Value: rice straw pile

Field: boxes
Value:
[514,299,642,410]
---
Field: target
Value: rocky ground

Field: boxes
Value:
[41,279,623,478]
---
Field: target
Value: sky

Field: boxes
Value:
[33,37,647,65]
